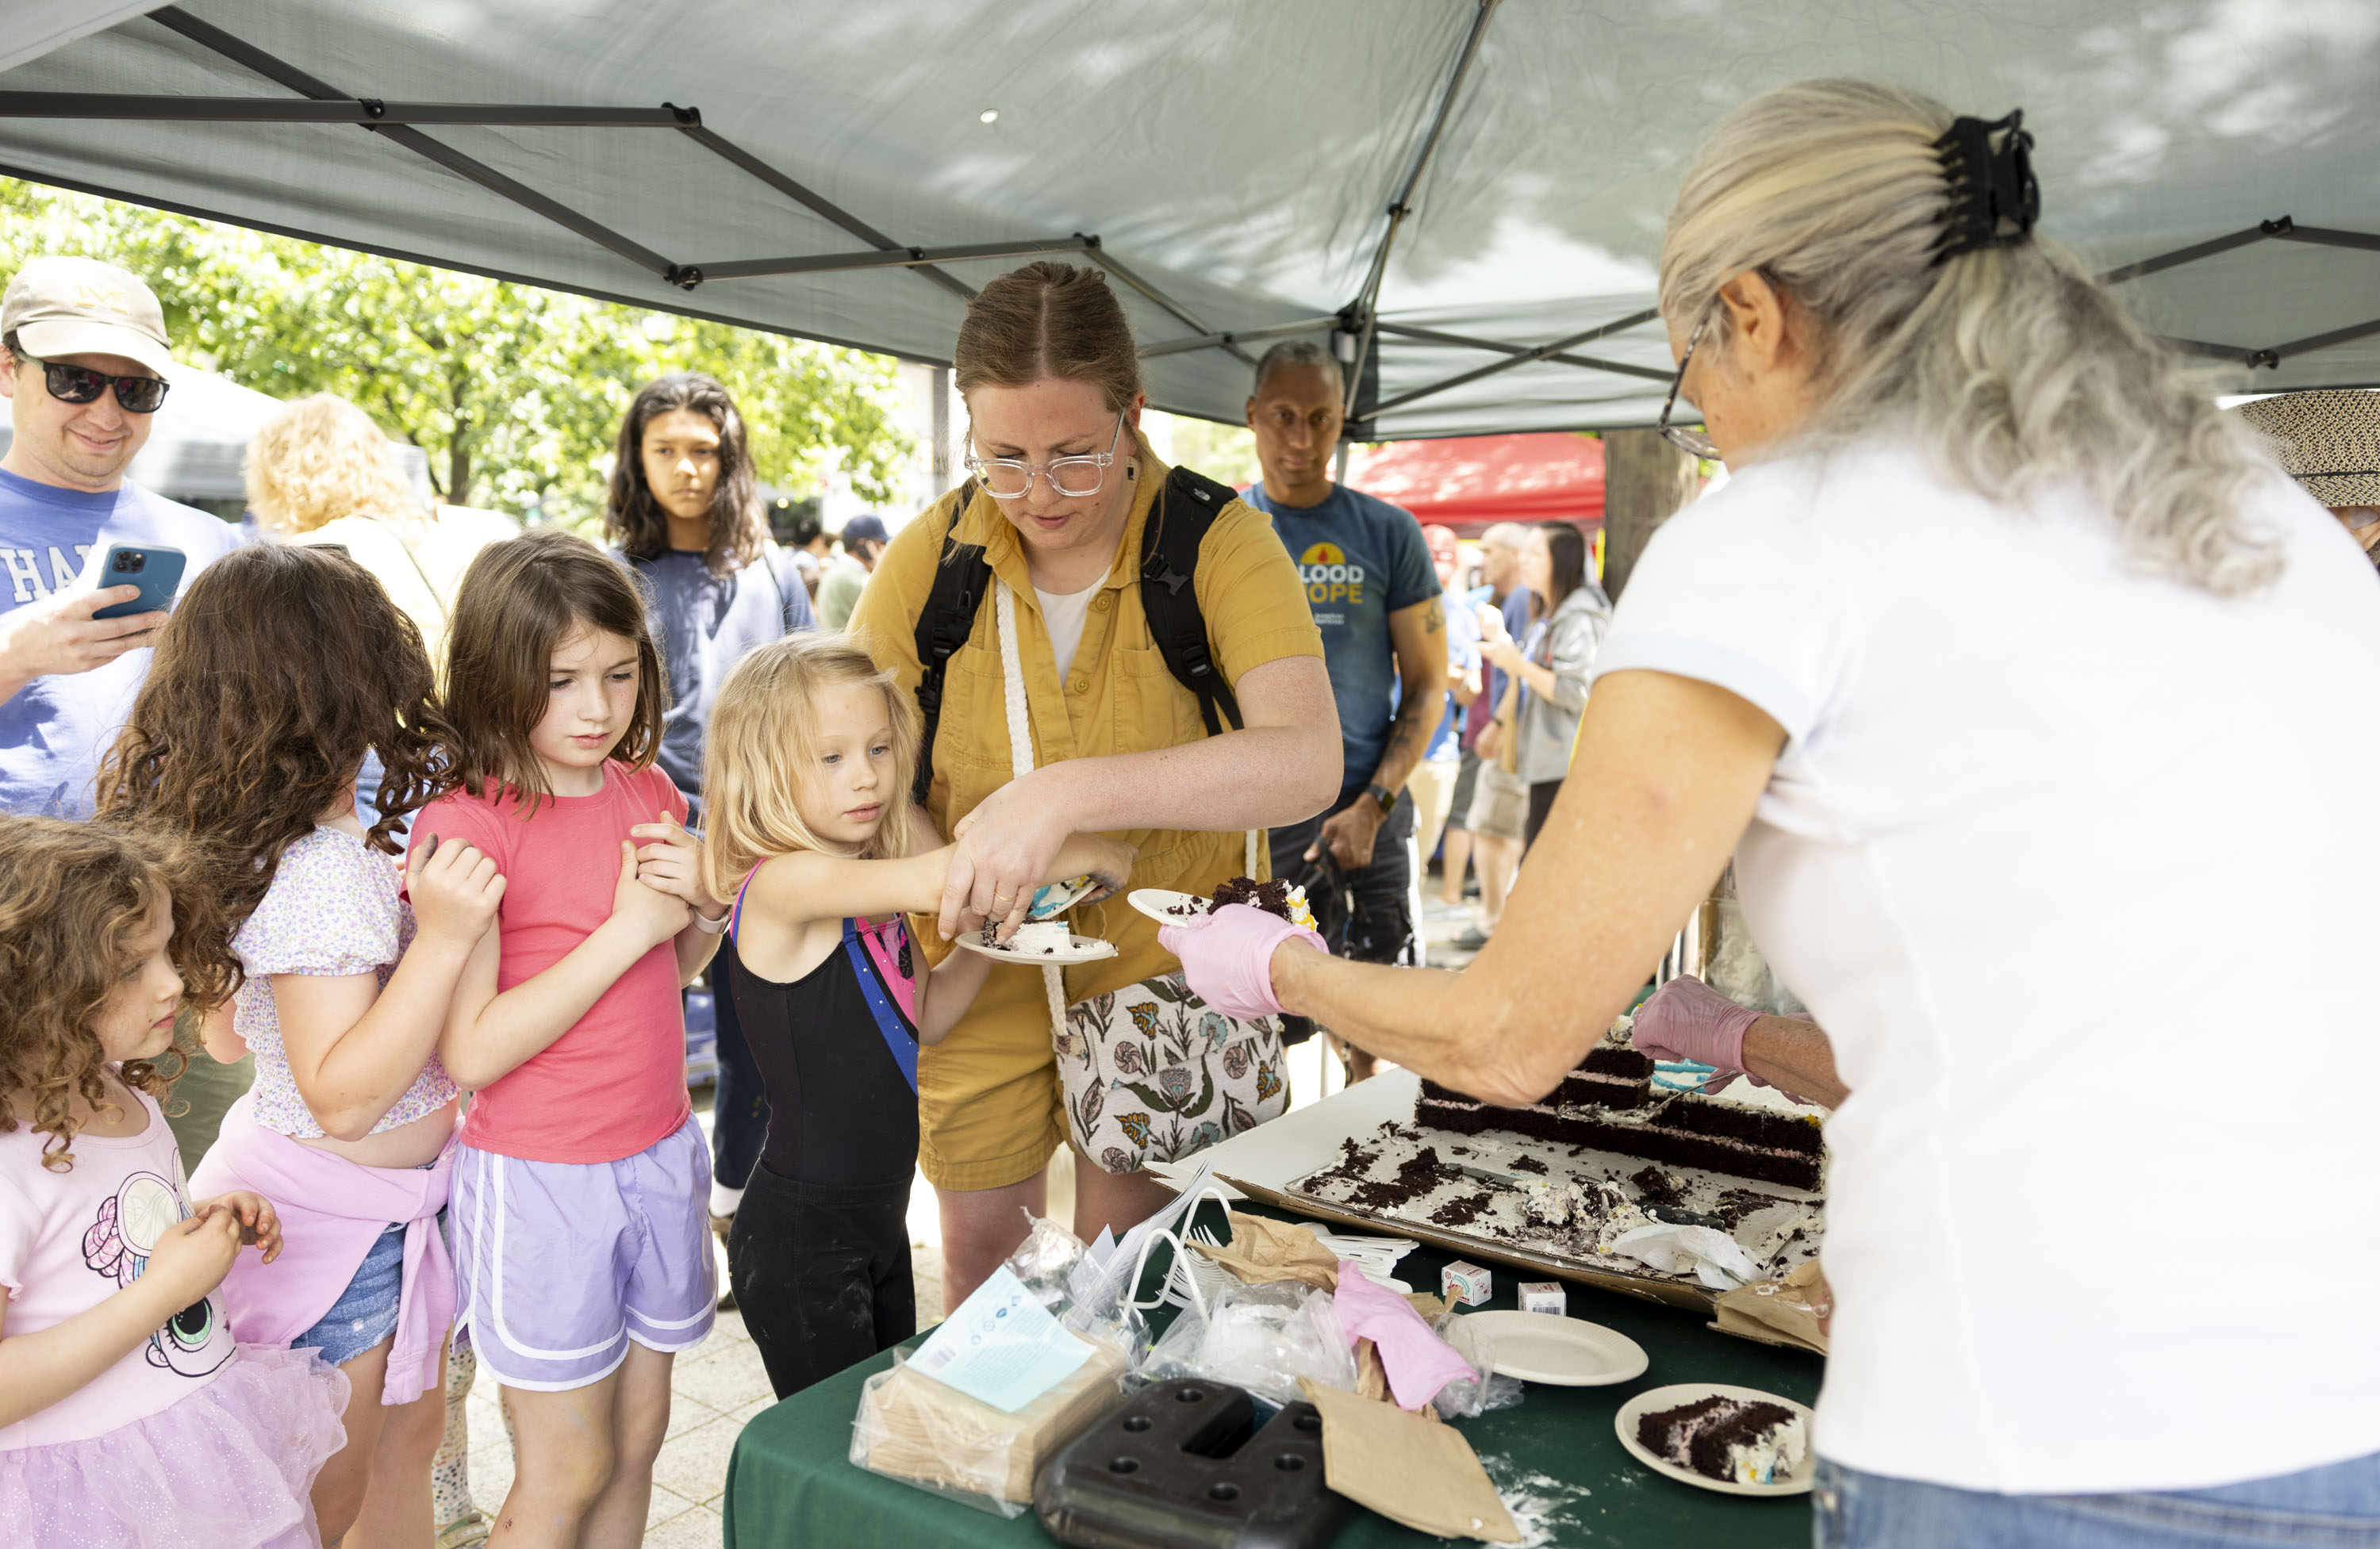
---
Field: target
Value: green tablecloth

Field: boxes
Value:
[724,1199,1821,1547]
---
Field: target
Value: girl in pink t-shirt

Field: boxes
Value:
[96,543,505,1548]
[422,529,727,1543]
[0,817,346,1548]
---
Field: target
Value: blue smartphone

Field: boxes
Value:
[90,544,187,620]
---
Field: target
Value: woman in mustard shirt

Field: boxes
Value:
[850,263,1338,1307]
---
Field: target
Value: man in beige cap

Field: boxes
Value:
[0,254,241,817]
[2233,389,2380,564]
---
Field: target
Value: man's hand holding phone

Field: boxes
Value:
[0,585,167,694]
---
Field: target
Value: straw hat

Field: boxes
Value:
[2232,390,2380,508]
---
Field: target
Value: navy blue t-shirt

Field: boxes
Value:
[0,468,242,817]
[1242,481,1438,802]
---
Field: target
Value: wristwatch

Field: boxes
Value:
[691,907,733,936]
[1365,783,1399,819]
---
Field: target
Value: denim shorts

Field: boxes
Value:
[291,1221,406,1367]
[1814,1453,2380,1549]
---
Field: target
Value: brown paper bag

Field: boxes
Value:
[1188,1211,1344,1291]
[853,1336,1127,1505]
[1711,1260,1830,1355]
[1299,1378,1520,1543]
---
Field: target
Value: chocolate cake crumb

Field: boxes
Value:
[1511,1154,1549,1175]
[1429,1190,1495,1227]
[1211,876,1296,921]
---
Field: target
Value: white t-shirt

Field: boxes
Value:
[0,1085,236,1448]
[1034,578,1104,683]
[1595,443,2380,1494]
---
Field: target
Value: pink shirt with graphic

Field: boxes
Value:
[412,761,691,1164]
[0,1087,237,1448]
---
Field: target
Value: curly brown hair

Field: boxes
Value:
[0,817,239,1172]
[94,543,452,932]
[439,527,668,811]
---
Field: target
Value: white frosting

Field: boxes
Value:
[1008,921,1072,953]
[1726,1411,1809,1486]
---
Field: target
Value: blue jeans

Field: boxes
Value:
[1815,1455,2380,1548]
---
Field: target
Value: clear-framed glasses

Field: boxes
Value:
[964,412,1126,498]
[1657,312,1721,461]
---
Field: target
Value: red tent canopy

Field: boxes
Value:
[1344,432,1604,539]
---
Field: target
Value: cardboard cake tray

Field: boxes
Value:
[1176,1069,1821,1320]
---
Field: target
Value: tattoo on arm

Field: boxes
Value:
[1422,599,1444,634]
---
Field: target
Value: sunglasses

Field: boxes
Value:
[17,352,171,414]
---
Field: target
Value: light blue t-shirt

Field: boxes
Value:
[1428,583,1480,761]
[1242,481,1439,802]
[0,468,242,817]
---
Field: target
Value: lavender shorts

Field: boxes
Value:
[450,1115,715,1391]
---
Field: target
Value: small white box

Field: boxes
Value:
[1518,1280,1567,1317]
[1440,1261,1492,1307]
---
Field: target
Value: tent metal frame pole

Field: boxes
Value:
[1368,312,1674,417]
[140,6,985,301]
[145,6,679,280]
[685,237,1089,282]
[0,92,689,127]
[1376,311,1665,372]
[1339,0,1502,422]
[1076,242,1257,368]
[2098,214,2380,367]
[1137,314,1343,360]
[670,122,977,301]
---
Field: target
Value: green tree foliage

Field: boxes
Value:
[0,178,913,520]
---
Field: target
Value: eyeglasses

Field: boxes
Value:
[16,352,171,415]
[1657,312,1720,461]
[964,413,1125,499]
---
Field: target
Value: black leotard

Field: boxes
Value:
[724,913,920,1187]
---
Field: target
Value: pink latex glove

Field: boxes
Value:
[1631,976,1764,1094]
[1332,1267,1477,1412]
[1156,903,1326,1023]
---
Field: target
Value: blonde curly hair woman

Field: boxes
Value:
[244,393,513,672]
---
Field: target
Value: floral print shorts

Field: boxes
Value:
[1055,973,1288,1175]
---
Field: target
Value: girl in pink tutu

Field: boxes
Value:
[0,817,347,1548]
[98,543,501,1548]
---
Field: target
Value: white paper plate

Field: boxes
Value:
[1127,888,1209,925]
[1614,1382,1816,1497]
[955,931,1119,966]
[1461,1309,1649,1386]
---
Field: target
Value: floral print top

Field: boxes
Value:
[231,826,459,1140]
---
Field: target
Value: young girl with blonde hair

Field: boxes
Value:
[701,633,1132,1398]
[0,816,345,1547]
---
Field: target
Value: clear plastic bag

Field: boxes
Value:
[1138,1279,1361,1409]
[849,1214,1130,1516]
[1430,1309,1526,1419]
[849,1337,1129,1516]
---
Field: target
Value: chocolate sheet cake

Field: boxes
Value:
[1414,1025,1823,1191]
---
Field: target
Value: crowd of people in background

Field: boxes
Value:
[0,243,1549,1548]
[11,63,2380,1549]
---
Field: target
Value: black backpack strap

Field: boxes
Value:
[1138,465,1244,737]
[909,479,992,810]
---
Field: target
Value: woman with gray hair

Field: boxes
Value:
[1163,79,2380,1543]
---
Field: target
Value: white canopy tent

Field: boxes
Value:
[0,1,2374,438]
